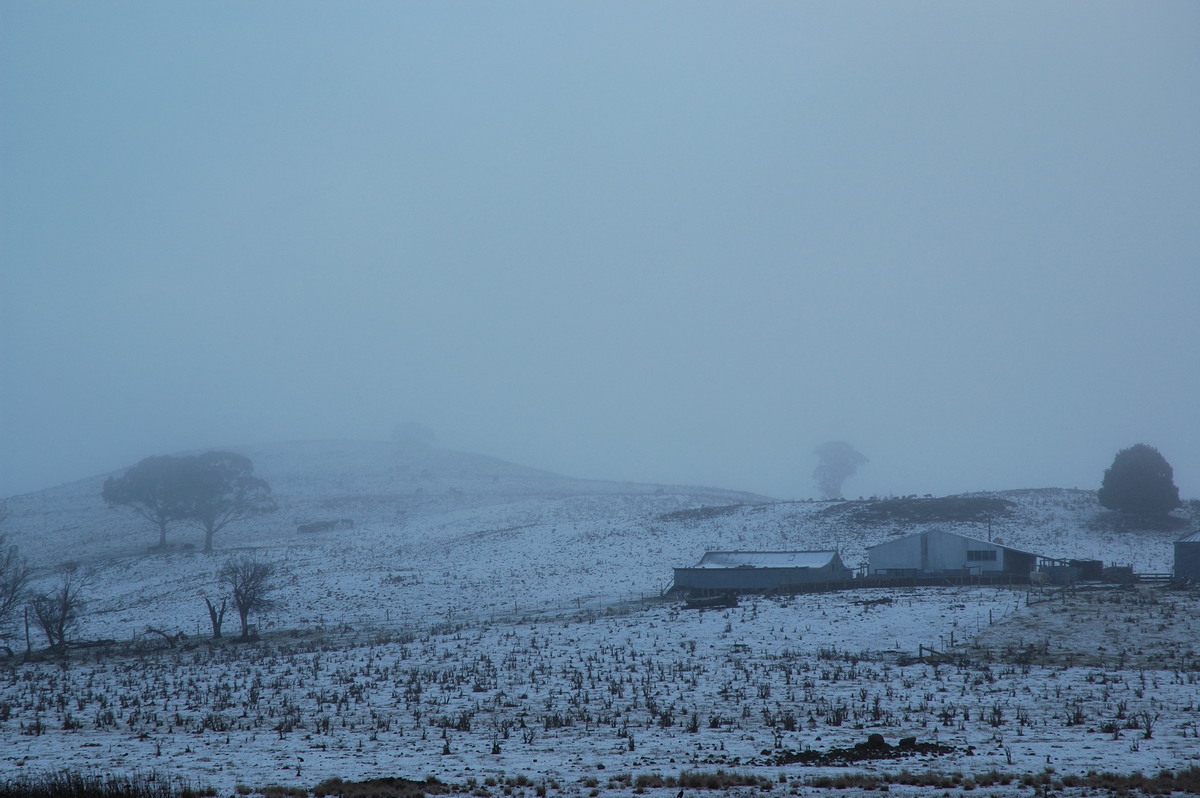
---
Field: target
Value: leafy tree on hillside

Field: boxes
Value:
[102,455,193,548]
[813,441,868,499]
[184,452,276,553]
[104,452,275,551]
[1098,443,1181,517]
[220,555,277,640]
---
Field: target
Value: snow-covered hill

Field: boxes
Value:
[1,440,1192,644]
[2,439,769,565]
[2,440,777,640]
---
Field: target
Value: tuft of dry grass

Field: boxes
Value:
[801,767,1200,795]
[0,770,215,798]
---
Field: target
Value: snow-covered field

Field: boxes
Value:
[1,440,1198,796]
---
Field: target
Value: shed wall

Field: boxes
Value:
[869,534,924,575]
[674,561,850,592]
[1002,550,1037,576]
[1176,542,1200,581]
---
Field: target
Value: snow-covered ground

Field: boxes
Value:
[1,440,1197,796]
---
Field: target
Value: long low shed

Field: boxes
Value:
[673,550,852,594]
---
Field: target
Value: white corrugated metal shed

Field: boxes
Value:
[695,551,840,569]
[1178,530,1200,544]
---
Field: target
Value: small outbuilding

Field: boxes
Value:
[1175,530,1200,581]
[673,550,851,595]
[867,530,1038,577]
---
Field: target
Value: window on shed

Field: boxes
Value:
[966,550,997,562]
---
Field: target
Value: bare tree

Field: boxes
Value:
[203,595,227,639]
[0,533,32,650]
[30,574,86,651]
[219,556,277,640]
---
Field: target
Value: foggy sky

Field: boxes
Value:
[3,2,1198,501]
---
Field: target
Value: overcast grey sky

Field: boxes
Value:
[2,2,1198,501]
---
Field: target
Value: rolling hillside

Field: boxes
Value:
[1,440,1192,645]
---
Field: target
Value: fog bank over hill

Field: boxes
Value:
[3,3,1198,503]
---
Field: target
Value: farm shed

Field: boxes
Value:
[867,530,1037,577]
[673,550,851,594]
[1176,530,1200,581]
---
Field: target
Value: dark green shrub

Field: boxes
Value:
[1099,444,1182,517]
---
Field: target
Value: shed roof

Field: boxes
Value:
[1177,530,1200,544]
[865,530,1039,558]
[693,551,840,569]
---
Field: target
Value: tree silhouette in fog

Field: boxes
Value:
[104,452,274,551]
[185,452,276,553]
[102,455,192,548]
[1098,443,1181,517]
[813,441,868,500]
